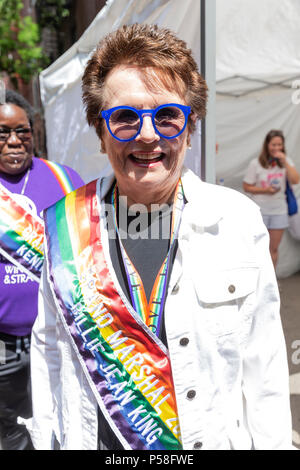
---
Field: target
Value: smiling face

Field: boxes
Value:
[100,66,191,207]
[0,104,33,175]
[268,136,284,158]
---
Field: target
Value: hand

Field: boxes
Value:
[265,185,280,194]
[274,151,287,166]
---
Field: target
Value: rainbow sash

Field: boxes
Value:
[44,179,182,450]
[0,184,44,282]
[40,159,75,195]
[0,160,76,282]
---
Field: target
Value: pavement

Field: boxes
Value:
[279,271,300,449]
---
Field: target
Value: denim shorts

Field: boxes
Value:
[262,213,289,230]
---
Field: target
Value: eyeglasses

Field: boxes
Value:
[0,127,32,142]
[101,103,191,142]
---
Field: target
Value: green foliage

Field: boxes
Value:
[0,0,49,85]
[35,0,70,29]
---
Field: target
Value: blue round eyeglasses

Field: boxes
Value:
[101,103,191,142]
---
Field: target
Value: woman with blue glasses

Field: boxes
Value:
[30,24,293,450]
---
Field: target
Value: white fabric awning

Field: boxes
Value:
[216,0,300,278]
[216,0,300,83]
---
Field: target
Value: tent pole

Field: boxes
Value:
[200,0,216,183]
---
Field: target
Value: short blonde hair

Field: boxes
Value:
[82,23,208,137]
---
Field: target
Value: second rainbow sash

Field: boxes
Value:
[0,160,77,282]
[0,184,44,282]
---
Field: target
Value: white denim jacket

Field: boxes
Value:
[29,168,293,450]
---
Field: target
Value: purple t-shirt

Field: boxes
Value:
[0,157,84,336]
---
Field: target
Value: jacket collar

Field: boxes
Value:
[98,166,222,229]
[180,167,223,228]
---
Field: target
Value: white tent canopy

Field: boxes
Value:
[39,0,205,183]
[216,0,300,278]
[217,0,300,83]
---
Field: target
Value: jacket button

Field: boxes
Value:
[180,337,189,346]
[172,283,180,294]
[187,389,196,400]
[228,284,236,294]
[193,441,203,449]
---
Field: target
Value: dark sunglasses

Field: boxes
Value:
[0,127,32,142]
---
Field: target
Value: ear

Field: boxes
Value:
[186,123,195,148]
[100,136,106,154]
[187,112,198,146]
[98,121,106,153]
[190,111,197,124]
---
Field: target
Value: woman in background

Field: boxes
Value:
[243,129,299,267]
[0,90,84,450]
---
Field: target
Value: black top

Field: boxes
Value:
[97,187,178,450]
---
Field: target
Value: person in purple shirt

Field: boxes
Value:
[0,90,84,450]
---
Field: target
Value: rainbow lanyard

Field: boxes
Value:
[111,180,185,336]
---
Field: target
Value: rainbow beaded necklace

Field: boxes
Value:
[111,180,184,336]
